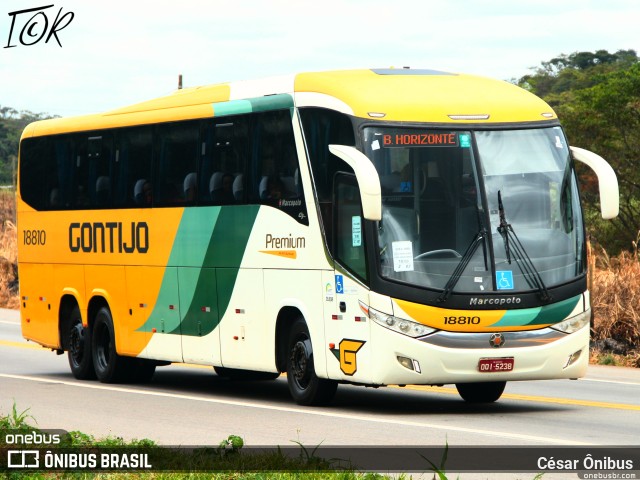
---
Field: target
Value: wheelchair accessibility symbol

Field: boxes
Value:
[496,271,514,290]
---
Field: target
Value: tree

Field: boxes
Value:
[518,49,638,97]
[518,50,640,253]
[0,106,56,186]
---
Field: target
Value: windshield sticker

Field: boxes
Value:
[371,139,381,151]
[392,241,414,272]
[352,216,362,247]
[459,133,471,148]
[496,271,514,290]
[555,136,563,149]
[383,132,458,148]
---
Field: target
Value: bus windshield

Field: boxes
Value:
[363,126,585,295]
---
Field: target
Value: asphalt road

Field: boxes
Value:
[1,308,639,451]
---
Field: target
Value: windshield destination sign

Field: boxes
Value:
[383,132,459,147]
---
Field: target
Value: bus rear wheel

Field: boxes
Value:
[286,318,337,406]
[455,381,506,403]
[91,306,131,383]
[67,306,96,380]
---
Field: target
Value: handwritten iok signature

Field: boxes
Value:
[4,4,75,48]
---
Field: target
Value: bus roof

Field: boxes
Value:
[23,68,557,138]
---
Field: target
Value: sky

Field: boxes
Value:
[1,0,638,117]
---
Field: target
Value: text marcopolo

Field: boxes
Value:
[469,296,522,306]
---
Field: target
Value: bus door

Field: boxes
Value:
[324,173,371,381]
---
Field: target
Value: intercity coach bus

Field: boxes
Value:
[17,68,619,405]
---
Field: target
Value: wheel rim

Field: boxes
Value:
[290,337,312,390]
[94,322,111,372]
[69,322,85,367]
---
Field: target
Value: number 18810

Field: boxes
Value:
[443,316,480,325]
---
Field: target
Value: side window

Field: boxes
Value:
[334,173,368,282]
[51,136,74,209]
[299,107,355,240]
[253,110,308,225]
[200,116,250,205]
[114,127,153,208]
[87,134,113,208]
[155,121,199,207]
[20,136,53,210]
[71,137,89,209]
[299,108,355,202]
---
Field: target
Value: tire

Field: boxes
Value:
[67,306,96,380]
[455,381,506,403]
[91,306,131,383]
[286,318,337,406]
[214,366,279,381]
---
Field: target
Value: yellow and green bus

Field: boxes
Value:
[17,68,618,405]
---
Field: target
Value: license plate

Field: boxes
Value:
[478,357,514,372]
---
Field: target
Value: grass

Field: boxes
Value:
[1,405,550,479]
[0,403,35,430]
[0,189,18,309]
[588,237,640,367]
[0,190,637,365]
[0,404,388,478]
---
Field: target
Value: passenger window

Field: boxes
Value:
[114,127,153,208]
[20,136,53,210]
[200,116,250,205]
[87,134,113,208]
[253,110,308,225]
[155,122,199,207]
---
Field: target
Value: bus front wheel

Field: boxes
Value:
[91,306,130,383]
[286,318,337,406]
[67,306,96,380]
[455,381,506,403]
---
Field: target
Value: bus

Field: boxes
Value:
[17,68,619,405]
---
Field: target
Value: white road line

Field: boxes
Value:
[581,378,640,386]
[0,320,20,325]
[0,372,594,446]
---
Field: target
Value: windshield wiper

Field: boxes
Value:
[497,191,552,303]
[437,229,488,303]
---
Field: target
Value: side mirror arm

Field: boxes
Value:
[570,146,619,219]
[328,145,382,221]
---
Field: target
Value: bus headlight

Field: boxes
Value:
[361,303,436,338]
[550,309,591,334]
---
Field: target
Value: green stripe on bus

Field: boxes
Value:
[249,94,294,112]
[137,208,219,334]
[170,208,221,267]
[213,100,252,117]
[213,94,293,117]
[138,205,259,336]
[170,205,259,336]
[528,295,581,325]
[492,295,581,327]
